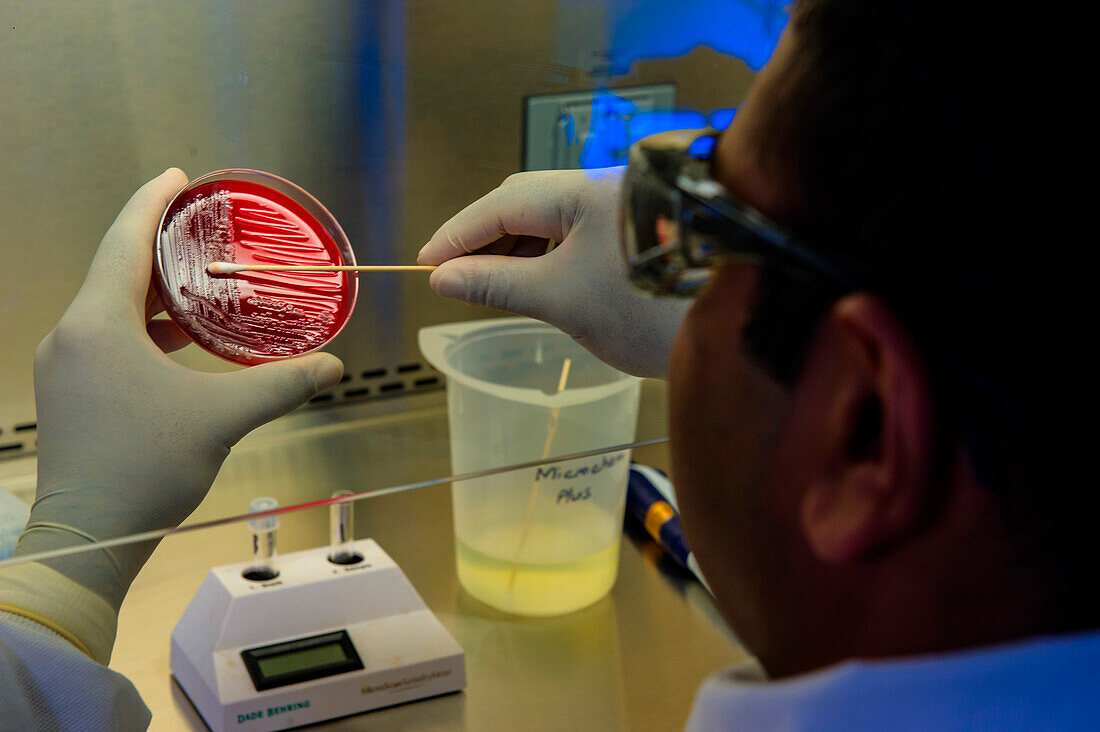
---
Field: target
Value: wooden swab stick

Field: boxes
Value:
[207,261,436,275]
[507,357,573,592]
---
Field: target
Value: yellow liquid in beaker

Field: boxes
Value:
[456,523,621,616]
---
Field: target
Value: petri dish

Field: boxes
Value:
[154,170,357,365]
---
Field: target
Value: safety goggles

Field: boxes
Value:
[620,127,1027,426]
[621,127,865,296]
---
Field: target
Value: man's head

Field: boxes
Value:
[669,1,1073,677]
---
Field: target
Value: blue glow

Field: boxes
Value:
[687,134,717,158]
[563,113,578,146]
[578,90,638,168]
[606,0,788,74]
[574,0,783,170]
[709,107,738,130]
[579,90,711,169]
[354,0,406,346]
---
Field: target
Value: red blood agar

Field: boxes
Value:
[154,171,357,365]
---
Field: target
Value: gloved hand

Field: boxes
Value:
[11,169,344,614]
[417,168,690,378]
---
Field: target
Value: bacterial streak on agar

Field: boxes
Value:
[156,174,356,365]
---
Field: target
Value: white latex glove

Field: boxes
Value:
[417,168,690,378]
[12,169,344,611]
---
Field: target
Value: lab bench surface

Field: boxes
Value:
[108,385,748,730]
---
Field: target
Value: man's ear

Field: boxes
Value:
[799,294,936,563]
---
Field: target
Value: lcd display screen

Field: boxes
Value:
[242,630,363,691]
[255,642,348,678]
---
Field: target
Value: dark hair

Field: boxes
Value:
[740,2,1084,623]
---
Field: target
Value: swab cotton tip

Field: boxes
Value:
[207,261,243,275]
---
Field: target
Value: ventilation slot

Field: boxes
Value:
[303,359,443,409]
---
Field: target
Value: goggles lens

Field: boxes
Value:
[621,128,770,295]
[622,127,840,296]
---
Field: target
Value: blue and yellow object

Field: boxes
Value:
[626,464,711,593]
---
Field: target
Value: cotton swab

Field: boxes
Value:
[206,262,436,275]
[507,357,573,592]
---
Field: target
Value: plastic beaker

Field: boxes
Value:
[154,169,357,365]
[419,317,642,616]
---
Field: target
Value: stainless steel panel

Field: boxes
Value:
[1,0,755,452]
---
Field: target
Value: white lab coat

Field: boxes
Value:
[0,612,150,731]
[687,629,1100,730]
